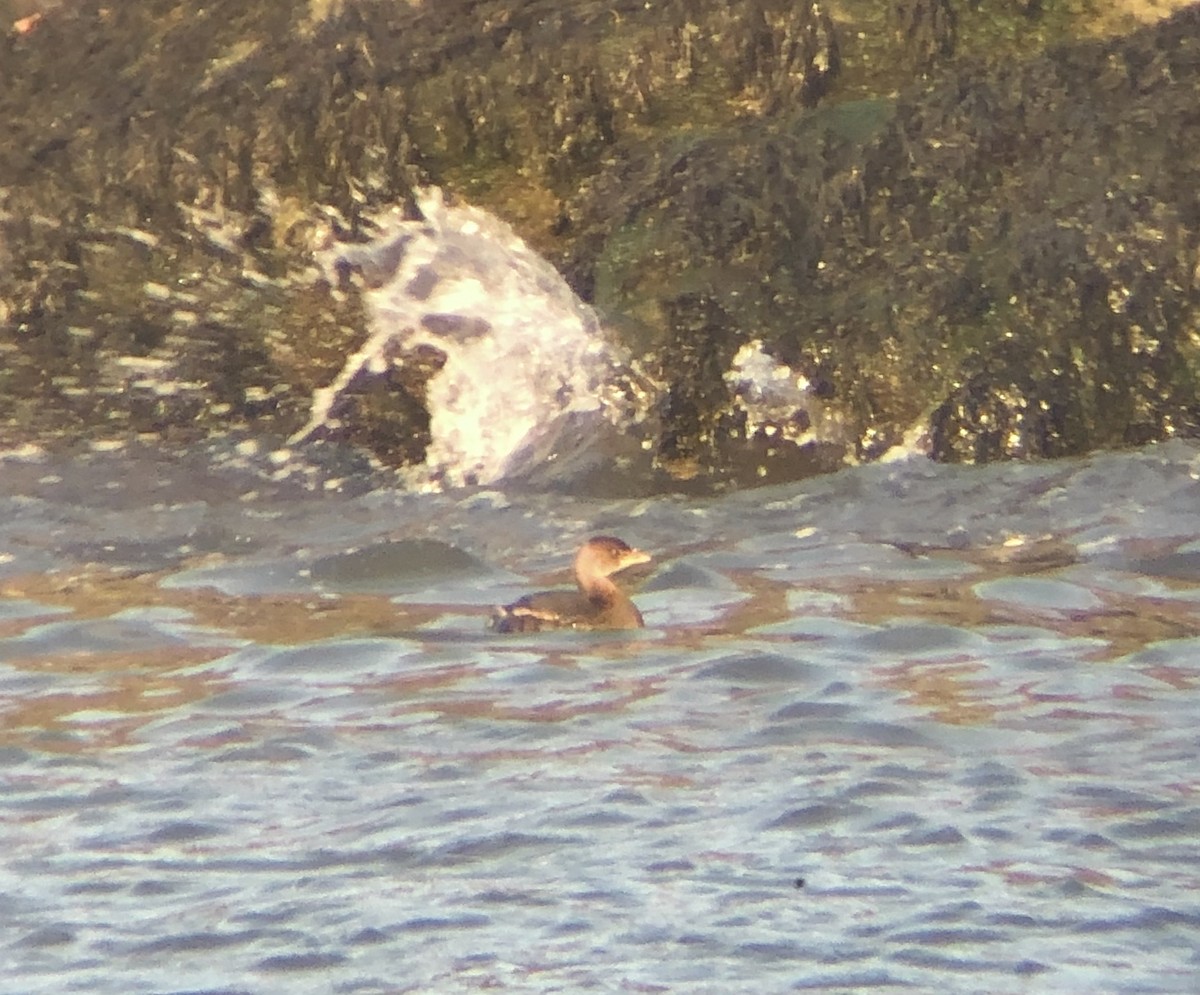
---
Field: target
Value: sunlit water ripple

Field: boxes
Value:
[3,441,1200,993]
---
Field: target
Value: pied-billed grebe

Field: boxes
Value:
[491,536,651,633]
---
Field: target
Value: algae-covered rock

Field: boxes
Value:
[567,3,1200,469]
[0,0,838,481]
[1,0,1198,489]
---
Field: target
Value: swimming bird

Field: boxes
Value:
[491,535,651,633]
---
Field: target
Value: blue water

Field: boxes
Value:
[3,441,1200,993]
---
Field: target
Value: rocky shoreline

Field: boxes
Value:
[2,0,1198,487]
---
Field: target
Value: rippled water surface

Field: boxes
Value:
[4,442,1200,993]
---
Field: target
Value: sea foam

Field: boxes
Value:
[292,188,634,490]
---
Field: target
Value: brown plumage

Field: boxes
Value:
[491,536,651,633]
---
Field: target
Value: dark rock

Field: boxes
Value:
[568,4,1200,470]
[892,0,958,69]
[1,0,1197,487]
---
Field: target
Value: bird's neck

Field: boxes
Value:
[576,569,618,605]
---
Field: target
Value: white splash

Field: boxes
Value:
[292,188,630,489]
[724,339,843,448]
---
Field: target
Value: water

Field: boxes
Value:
[4,440,1200,992]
